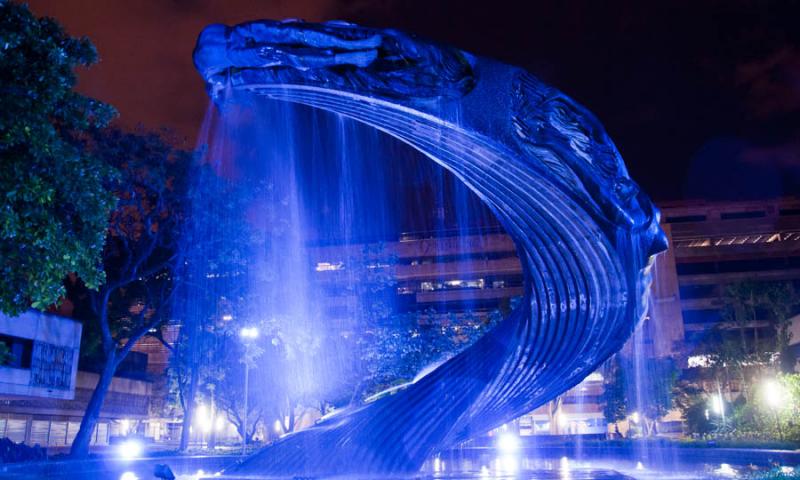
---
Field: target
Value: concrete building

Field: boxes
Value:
[309,196,800,436]
[3,197,796,448]
[0,310,154,449]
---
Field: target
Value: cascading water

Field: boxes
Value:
[175,81,505,452]
[188,19,666,477]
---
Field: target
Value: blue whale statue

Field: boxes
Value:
[193,19,668,477]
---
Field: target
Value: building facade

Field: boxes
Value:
[2,197,797,448]
[309,197,800,436]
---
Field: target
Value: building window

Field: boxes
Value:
[0,334,33,369]
[720,211,766,220]
[315,261,344,272]
[688,354,712,368]
[679,284,718,299]
[683,309,722,324]
[665,215,707,224]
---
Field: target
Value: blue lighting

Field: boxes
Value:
[496,432,520,453]
[192,18,666,477]
[116,439,143,460]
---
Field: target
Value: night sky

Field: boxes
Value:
[27,0,800,201]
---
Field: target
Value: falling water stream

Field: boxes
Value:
[175,86,507,452]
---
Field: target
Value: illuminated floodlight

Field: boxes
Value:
[711,394,724,415]
[222,314,233,321]
[629,411,640,423]
[497,455,518,473]
[557,413,568,428]
[117,439,143,460]
[715,463,736,477]
[763,379,786,409]
[496,432,519,453]
[120,472,138,480]
[274,419,282,433]
[240,327,259,340]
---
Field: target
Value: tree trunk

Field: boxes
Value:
[70,350,117,458]
[208,391,217,450]
[179,363,200,451]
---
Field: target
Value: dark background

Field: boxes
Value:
[27,0,800,201]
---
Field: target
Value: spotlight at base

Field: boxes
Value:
[120,472,138,480]
[496,432,520,453]
[117,439,143,460]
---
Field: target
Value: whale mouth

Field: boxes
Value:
[245,20,384,70]
[194,19,477,100]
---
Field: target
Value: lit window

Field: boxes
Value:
[420,282,435,291]
[315,262,344,272]
[492,280,506,289]
[464,279,485,289]
[688,355,711,368]
[366,262,390,269]
[584,372,603,383]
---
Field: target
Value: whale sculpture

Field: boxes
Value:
[193,19,668,477]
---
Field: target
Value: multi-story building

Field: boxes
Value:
[309,197,800,436]
[657,197,800,354]
[4,197,795,448]
[0,310,153,449]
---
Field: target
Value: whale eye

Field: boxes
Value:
[614,178,638,203]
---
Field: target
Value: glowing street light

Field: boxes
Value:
[711,395,724,415]
[240,326,259,455]
[116,439,143,460]
[762,378,787,440]
[240,327,259,339]
[496,432,519,453]
[763,379,785,409]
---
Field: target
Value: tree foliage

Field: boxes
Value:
[0,1,117,314]
[68,128,192,457]
[601,355,627,428]
[601,353,677,437]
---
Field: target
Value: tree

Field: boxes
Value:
[720,281,799,368]
[67,129,192,457]
[760,282,800,373]
[601,355,628,437]
[600,354,677,438]
[693,281,800,403]
[638,357,678,435]
[672,380,716,437]
[0,1,116,315]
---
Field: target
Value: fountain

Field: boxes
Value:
[190,19,667,477]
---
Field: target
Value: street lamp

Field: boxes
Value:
[239,326,259,455]
[762,378,786,440]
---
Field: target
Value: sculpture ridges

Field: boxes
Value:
[194,19,476,101]
[193,19,667,477]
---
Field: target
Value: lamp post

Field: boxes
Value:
[240,326,259,455]
[763,378,785,441]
